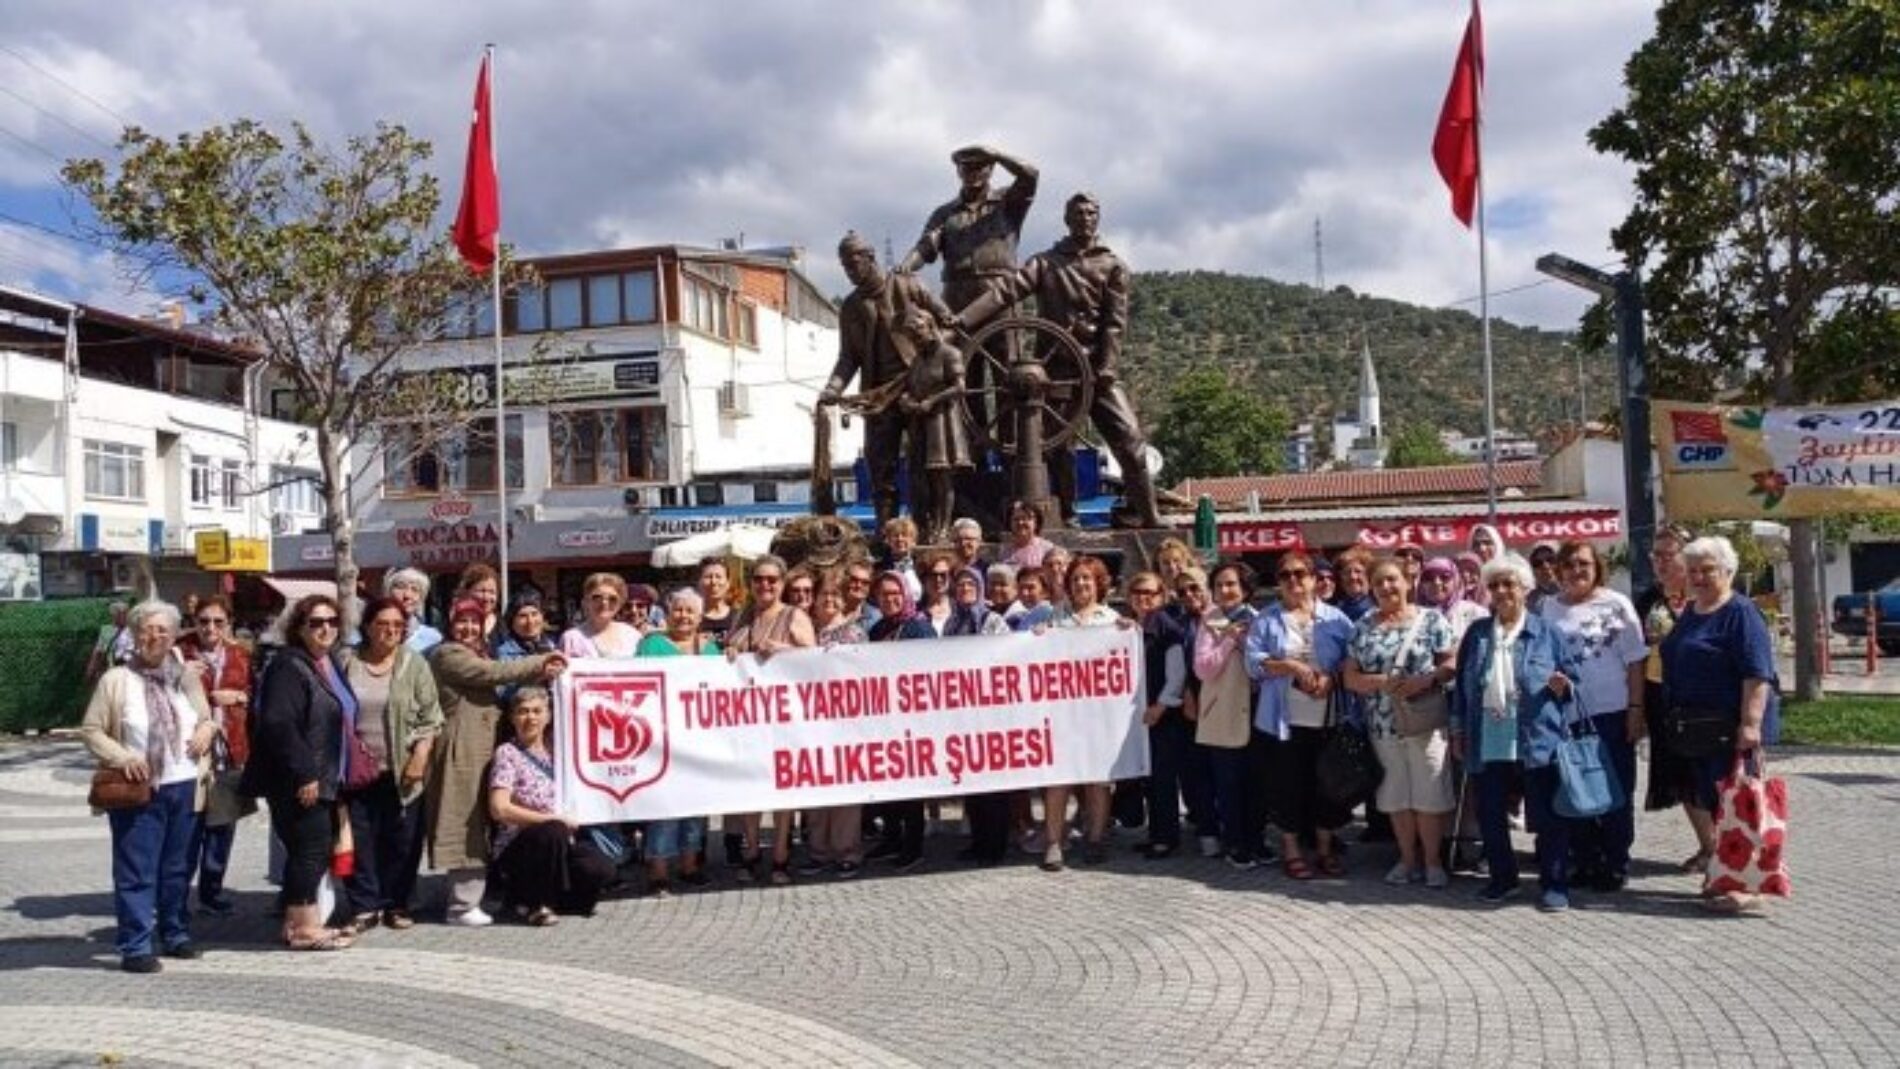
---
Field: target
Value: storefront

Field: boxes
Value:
[1198,501,1625,562]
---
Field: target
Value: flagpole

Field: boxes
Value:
[1472,1,1498,525]
[485,43,510,611]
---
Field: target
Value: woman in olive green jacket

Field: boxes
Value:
[340,596,446,930]
[427,598,563,926]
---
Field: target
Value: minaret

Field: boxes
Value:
[1350,340,1388,469]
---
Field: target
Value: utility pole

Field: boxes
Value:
[1313,216,1325,290]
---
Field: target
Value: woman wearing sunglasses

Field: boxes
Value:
[178,594,254,917]
[724,554,816,885]
[562,573,643,660]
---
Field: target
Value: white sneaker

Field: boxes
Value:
[1198,835,1222,858]
[448,907,493,928]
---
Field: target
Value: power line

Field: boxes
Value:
[0,121,68,167]
[0,44,137,131]
[0,83,116,150]
[0,209,101,254]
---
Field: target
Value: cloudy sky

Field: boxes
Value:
[0,0,1656,330]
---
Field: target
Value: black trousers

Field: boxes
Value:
[268,795,333,908]
[494,820,616,915]
[1270,725,1352,840]
[964,793,1012,861]
[873,800,926,860]
[343,774,426,915]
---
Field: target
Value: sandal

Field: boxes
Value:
[527,906,559,927]
[286,931,352,951]
[1282,856,1316,881]
[770,861,793,887]
[1318,852,1346,879]
[1680,849,1712,875]
[348,911,380,936]
[382,909,415,930]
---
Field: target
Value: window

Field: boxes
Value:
[221,458,245,512]
[189,454,217,508]
[382,428,442,497]
[548,278,584,330]
[473,294,495,337]
[270,467,325,518]
[441,293,476,339]
[461,415,525,492]
[514,283,546,333]
[683,277,729,338]
[736,301,758,347]
[622,270,657,322]
[83,440,145,501]
[550,406,667,485]
[587,275,621,326]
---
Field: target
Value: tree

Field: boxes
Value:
[1589,0,1900,699]
[65,121,540,618]
[1384,421,1461,469]
[1150,366,1290,481]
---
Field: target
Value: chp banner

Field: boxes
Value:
[553,626,1147,823]
[1652,399,1900,520]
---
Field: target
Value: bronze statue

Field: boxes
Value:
[818,231,953,530]
[900,145,1039,311]
[959,192,1162,528]
[896,308,972,544]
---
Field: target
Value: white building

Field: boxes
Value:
[0,286,323,602]
[1440,427,1541,462]
[1336,342,1387,470]
[273,244,851,622]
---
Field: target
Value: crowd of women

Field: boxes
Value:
[80,500,1781,974]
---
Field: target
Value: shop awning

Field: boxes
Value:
[1179,500,1625,554]
[263,577,339,604]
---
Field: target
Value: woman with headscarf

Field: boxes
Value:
[939,565,1013,864]
[1456,552,1490,612]
[495,589,558,708]
[946,566,1012,637]
[866,571,936,869]
[1468,524,1505,563]
[428,598,565,926]
[1418,557,1489,647]
[83,600,220,972]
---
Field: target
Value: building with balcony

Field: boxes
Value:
[0,286,322,602]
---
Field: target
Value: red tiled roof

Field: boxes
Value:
[1176,461,1545,508]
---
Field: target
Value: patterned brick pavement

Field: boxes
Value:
[2,737,1898,1068]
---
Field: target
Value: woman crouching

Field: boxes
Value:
[487,687,615,926]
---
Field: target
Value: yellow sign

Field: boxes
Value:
[194,531,270,572]
[1652,399,1900,520]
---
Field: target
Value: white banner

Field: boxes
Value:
[553,627,1148,823]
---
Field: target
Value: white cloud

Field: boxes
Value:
[0,0,1659,327]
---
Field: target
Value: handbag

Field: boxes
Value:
[341,728,383,792]
[1551,695,1622,820]
[1389,614,1450,738]
[88,767,153,810]
[1705,750,1792,898]
[1659,705,1736,759]
[1316,683,1382,812]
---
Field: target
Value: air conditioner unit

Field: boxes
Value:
[271,514,299,536]
[717,380,750,417]
[109,557,139,591]
[515,503,545,523]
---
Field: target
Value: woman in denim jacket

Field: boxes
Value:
[1449,553,1580,911]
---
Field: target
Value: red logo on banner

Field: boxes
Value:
[571,674,669,802]
[1670,410,1728,444]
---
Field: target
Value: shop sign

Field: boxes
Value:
[429,495,475,523]
[300,543,336,564]
[80,513,154,554]
[1216,521,1304,552]
[557,528,618,550]
[645,515,799,540]
[394,520,506,567]
[1356,512,1622,549]
[196,530,270,572]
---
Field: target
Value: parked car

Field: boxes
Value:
[1832,578,1900,655]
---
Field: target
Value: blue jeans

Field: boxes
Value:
[1522,766,1574,896]
[188,820,236,904]
[1204,743,1252,856]
[343,775,427,915]
[108,779,199,959]
[1145,714,1194,847]
[1476,762,1521,886]
[645,818,707,861]
[1569,711,1636,878]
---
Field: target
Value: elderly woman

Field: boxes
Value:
[725,554,817,885]
[635,589,720,894]
[880,516,924,602]
[798,571,871,876]
[1456,553,1489,611]
[1331,547,1376,621]
[83,600,220,973]
[245,595,355,951]
[866,571,936,869]
[495,589,557,709]
[999,498,1056,570]
[1449,554,1579,909]
[1039,555,1124,871]
[488,687,615,925]
[562,573,643,659]
[1468,524,1504,563]
[1193,562,1260,867]
[1537,540,1647,893]
[177,594,252,917]
[1660,535,1780,915]
[947,566,1012,637]
[1247,553,1355,879]
[1127,571,1191,859]
[952,517,991,577]
[1639,526,1713,869]
[1010,566,1057,632]
[340,596,444,933]
[986,563,1024,624]
[428,598,565,926]
[1171,566,1218,857]
[456,563,502,640]
[1343,558,1458,888]
[783,566,818,618]
[383,567,442,653]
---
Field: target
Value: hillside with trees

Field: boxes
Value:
[1122,271,1616,466]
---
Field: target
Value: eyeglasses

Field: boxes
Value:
[588,594,621,605]
[752,574,783,585]
[1176,584,1204,596]
[195,616,227,627]
[1277,569,1310,581]
[927,570,953,580]
[1396,549,1424,560]
[787,586,814,598]
[1129,587,1162,598]
[1486,579,1520,592]
[306,616,340,630]
[847,576,871,587]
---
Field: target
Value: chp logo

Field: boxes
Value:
[1669,410,1735,471]
[569,674,669,802]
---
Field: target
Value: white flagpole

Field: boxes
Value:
[1473,2,1498,525]
[486,43,510,610]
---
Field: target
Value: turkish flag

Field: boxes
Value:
[451,54,499,274]
[1432,4,1484,228]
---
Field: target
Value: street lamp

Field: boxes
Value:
[1535,253,1656,594]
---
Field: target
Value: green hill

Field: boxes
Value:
[1121,271,1614,459]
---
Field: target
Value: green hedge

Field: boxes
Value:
[0,597,113,733]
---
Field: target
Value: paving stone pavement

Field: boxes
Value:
[2,737,1898,1068]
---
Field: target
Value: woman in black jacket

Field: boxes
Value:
[242,594,355,951]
